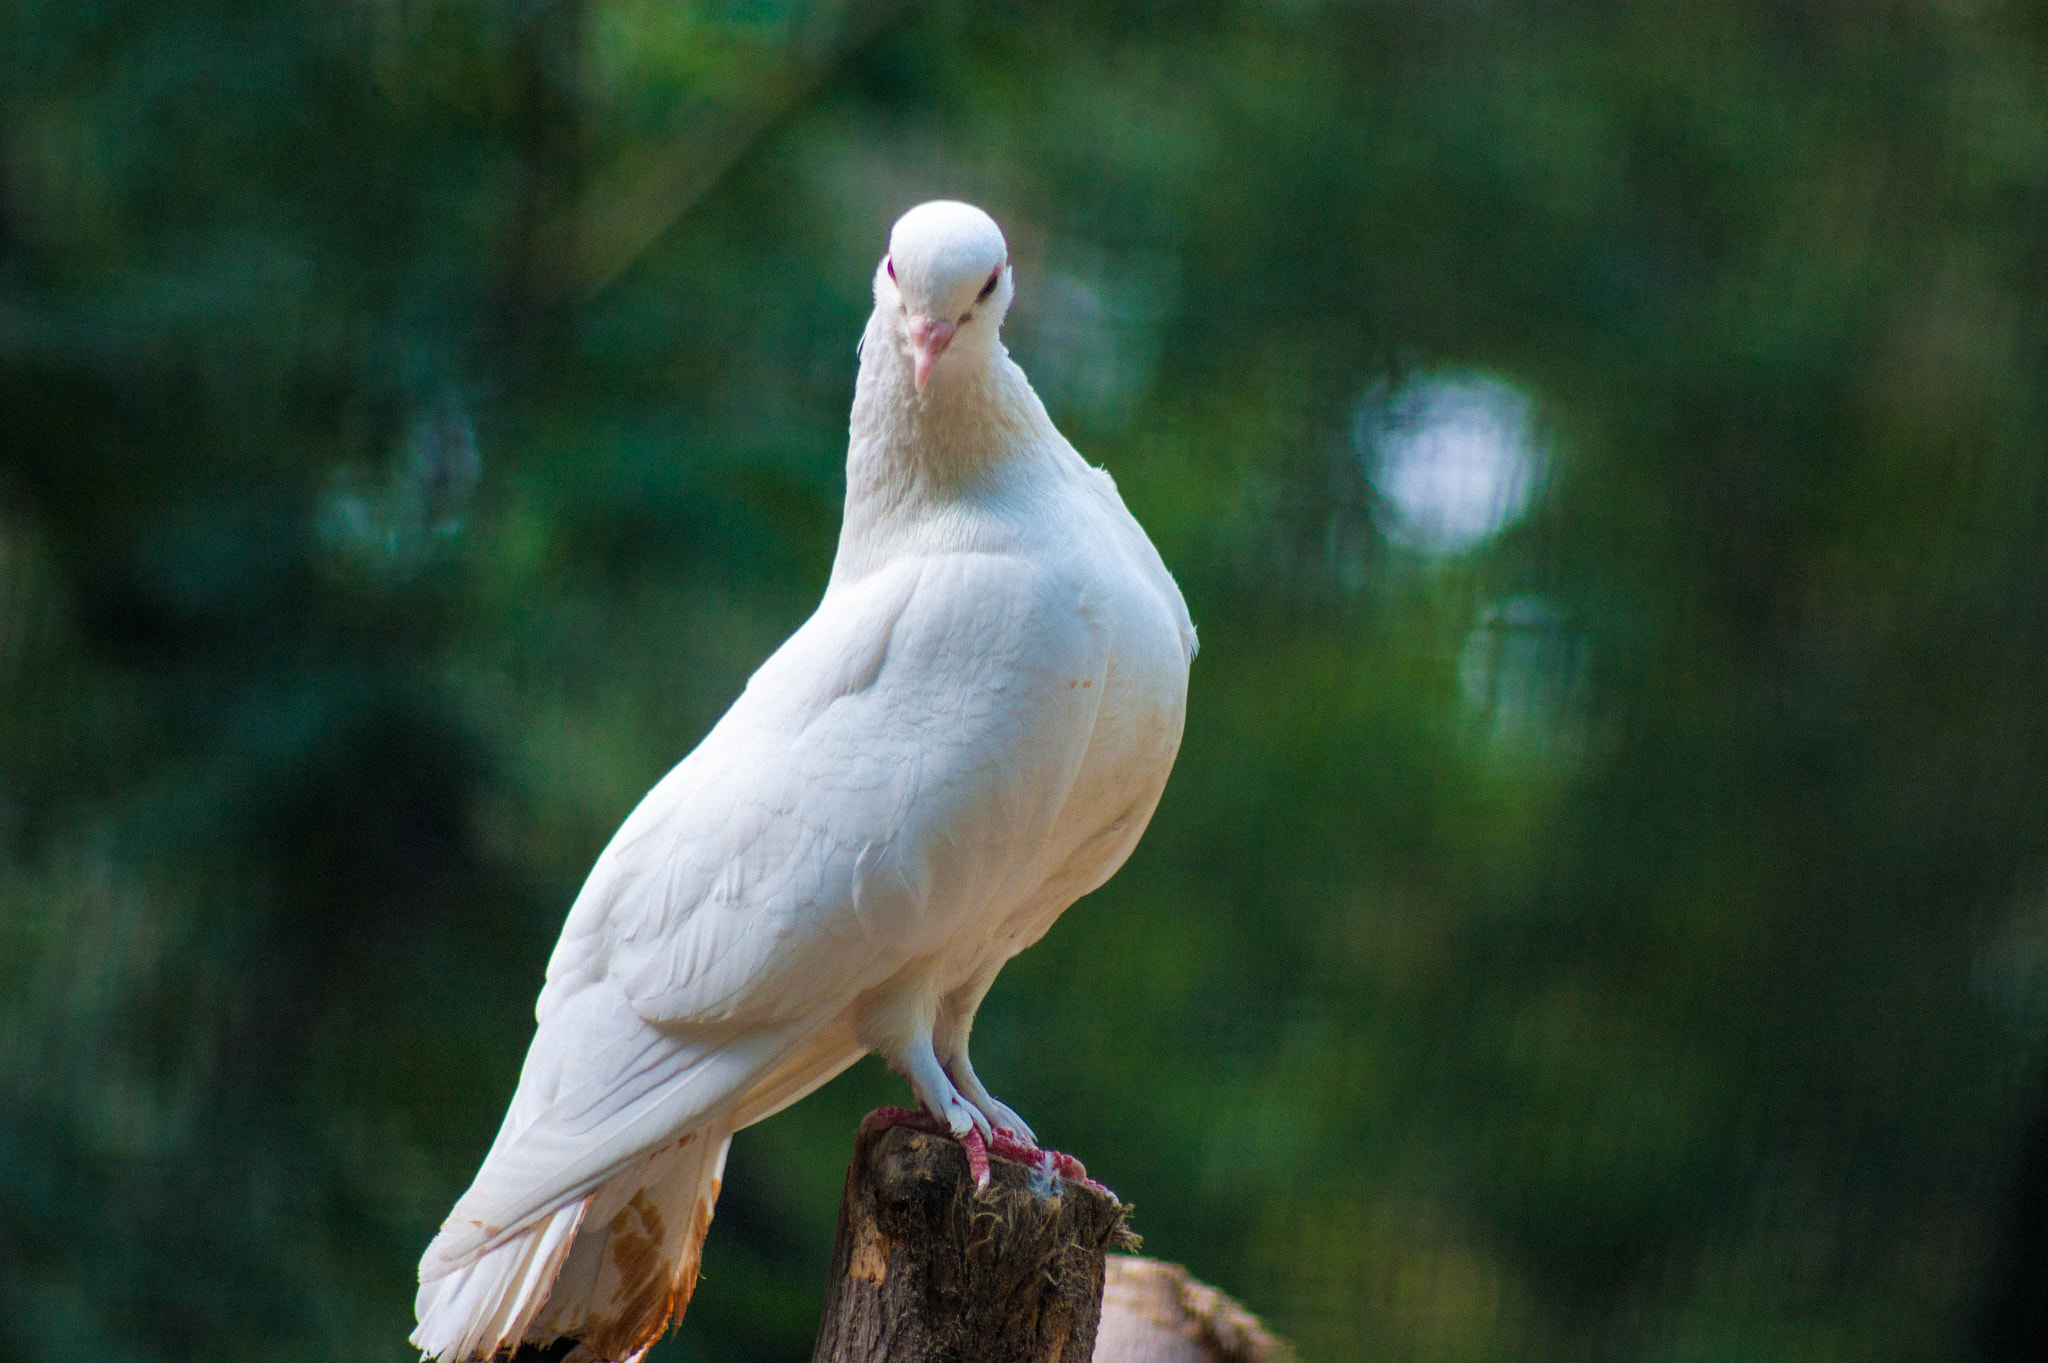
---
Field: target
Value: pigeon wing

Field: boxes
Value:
[432,551,1109,1265]
[582,548,1112,1027]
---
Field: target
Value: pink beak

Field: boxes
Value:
[907,315,957,391]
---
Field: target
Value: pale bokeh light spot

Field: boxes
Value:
[1358,371,1544,555]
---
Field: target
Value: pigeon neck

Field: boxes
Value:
[836,310,1061,566]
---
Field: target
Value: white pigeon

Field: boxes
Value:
[411,200,1196,1363]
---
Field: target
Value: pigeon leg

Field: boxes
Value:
[893,1031,993,1145]
[935,970,1036,1144]
[931,1025,1106,1193]
[940,1047,1035,1146]
[875,1034,997,1188]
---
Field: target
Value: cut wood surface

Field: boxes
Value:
[1091,1256,1297,1363]
[810,1120,1139,1363]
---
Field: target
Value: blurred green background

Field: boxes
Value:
[6,2,2048,1359]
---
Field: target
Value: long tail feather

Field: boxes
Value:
[527,1122,733,1362]
[412,1196,587,1361]
[412,1124,732,1363]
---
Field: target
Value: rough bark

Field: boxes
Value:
[811,1122,1139,1363]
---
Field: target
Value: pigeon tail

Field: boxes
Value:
[411,1197,585,1361]
[413,1125,733,1363]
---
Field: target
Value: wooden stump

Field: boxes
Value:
[810,1121,1139,1363]
[1092,1257,1297,1363]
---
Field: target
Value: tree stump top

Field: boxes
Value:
[810,1122,1139,1363]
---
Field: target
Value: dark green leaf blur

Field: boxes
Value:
[5,2,2047,1359]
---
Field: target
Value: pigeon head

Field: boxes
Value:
[876,201,1013,392]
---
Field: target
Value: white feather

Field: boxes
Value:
[414,200,1194,1361]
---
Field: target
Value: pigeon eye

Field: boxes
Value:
[977,268,999,302]
[885,257,896,281]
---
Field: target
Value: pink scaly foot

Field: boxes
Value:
[859,1104,941,1138]
[989,1126,1112,1199]
[859,1105,992,1187]
[860,1108,1104,1195]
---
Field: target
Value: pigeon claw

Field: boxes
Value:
[961,1127,992,1190]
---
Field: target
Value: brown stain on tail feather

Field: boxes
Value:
[579,1175,721,1361]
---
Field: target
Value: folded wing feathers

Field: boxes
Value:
[416,538,1124,1359]
[423,1013,797,1277]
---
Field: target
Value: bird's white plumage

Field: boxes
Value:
[413,200,1194,1362]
